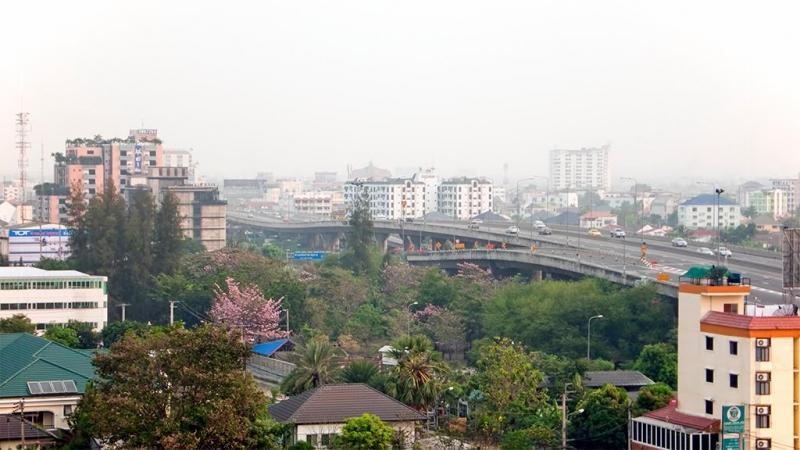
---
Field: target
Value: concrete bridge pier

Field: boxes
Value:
[533,270,543,281]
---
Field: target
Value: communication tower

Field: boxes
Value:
[15,112,31,205]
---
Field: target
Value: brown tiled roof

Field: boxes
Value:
[701,311,800,330]
[644,401,720,432]
[268,383,425,425]
[0,414,59,442]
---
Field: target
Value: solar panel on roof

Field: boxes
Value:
[64,380,77,393]
[27,382,43,395]
[51,380,66,393]
[40,382,54,394]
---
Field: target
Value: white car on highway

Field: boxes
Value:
[718,247,733,258]
[534,220,546,230]
[697,247,715,256]
[505,225,520,235]
[671,237,688,247]
[468,219,483,230]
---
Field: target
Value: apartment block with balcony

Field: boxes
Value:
[344,179,427,220]
[631,267,800,450]
[677,194,742,230]
[437,178,493,220]
[549,145,610,192]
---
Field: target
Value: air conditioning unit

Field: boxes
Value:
[756,438,771,449]
[756,338,771,348]
[756,372,771,382]
[756,405,771,415]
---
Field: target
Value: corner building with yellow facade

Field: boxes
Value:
[631,268,799,450]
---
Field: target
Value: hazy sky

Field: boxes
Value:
[2,1,800,185]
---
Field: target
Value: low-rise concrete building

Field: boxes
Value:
[0,267,108,332]
[166,184,227,251]
[677,194,742,230]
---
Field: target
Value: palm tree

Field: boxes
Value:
[340,360,380,384]
[281,340,339,395]
[386,350,446,410]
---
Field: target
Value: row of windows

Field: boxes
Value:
[704,336,770,361]
[1,301,102,310]
[631,420,718,450]
[704,400,771,429]
[0,280,105,290]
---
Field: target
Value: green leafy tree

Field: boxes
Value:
[570,384,631,449]
[344,186,377,276]
[0,314,35,333]
[72,324,271,449]
[332,413,394,450]
[101,321,153,347]
[120,189,156,315]
[472,338,549,438]
[153,192,186,273]
[66,321,101,349]
[35,258,74,270]
[282,340,340,395]
[634,343,677,388]
[634,383,674,416]
[44,326,79,347]
[742,205,758,219]
[66,181,88,265]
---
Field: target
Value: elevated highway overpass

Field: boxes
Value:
[229,213,787,304]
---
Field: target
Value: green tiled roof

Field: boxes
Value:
[0,333,95,398]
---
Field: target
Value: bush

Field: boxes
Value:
[289,442,315,450]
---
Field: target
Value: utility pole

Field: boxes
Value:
[118,303,130,322]
[561,390,567,450]
[169,301,178,326]
[715,188,725,266]
[14,399,25,446]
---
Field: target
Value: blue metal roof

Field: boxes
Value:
[252,338,289,357]
[681,194,737,206]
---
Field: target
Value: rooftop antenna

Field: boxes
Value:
[16,112,31,218]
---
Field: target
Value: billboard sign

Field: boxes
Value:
[721,436,740,450]
[722,404,745,433]
[8,228,71,265]
[134,143,143,174]
[292,251,326,261]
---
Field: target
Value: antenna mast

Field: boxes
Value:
[16,112,31,207]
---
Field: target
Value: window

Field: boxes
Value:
[306,434,318,445]
[729,373,738,388]
[705,336,714,350]
[756,338,771,361]
[723,303,738,314]
[63,405,73,416]
[756,372,771,395]
[705,369,714,383]
[729,341,738,355]
[705,399,713,415]
[755,406,771,428]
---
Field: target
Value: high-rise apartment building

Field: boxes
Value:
[344,179,427,220]
[770,177,799,215]
[549,145,610,191]
[166,184,227,251]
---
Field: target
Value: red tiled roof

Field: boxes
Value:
[701,311,800,330]
[644,401,719,432]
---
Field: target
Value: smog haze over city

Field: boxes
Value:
[2,0,800,184]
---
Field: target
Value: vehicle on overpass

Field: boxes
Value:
[671,237,688,247]
[505,225,520,235]
[468,219,483,230]
[538,227,552,235]
[587,228,602,237]
[534,220,546,230]
[610,228,626,238]
[697,247,714,256]
[718,246,733,258]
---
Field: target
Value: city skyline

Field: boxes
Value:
[2,1,800,183]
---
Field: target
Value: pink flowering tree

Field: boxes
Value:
[210,277,288,342]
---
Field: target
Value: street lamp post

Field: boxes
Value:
[587,314,604,360]
[561,382,584,450]
[715,188,725,266]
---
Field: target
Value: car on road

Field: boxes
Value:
[718,247,733,258]
[505,225,520,235]
[534,220,546,230]
[587,228,602,236]
[610,228,626,238]
[468,219,483,230]
[538,227,552,235]
[697,247,715,256]
[373,214,388,221]
[671,237,688,247]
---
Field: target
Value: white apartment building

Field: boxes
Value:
[770,177,799,215]
[0,267,108,332]
[632,267,797,450]
[437,178,493,220]
[412,168,440,213]
[677,194,742,230]
[163,149,196,182]
[549,145,611,191]
[293,191,344,217]
[743,189,788,220]
[344,179,427,220]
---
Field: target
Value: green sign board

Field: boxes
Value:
[722,437,740,450]
[722,405,745,433]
